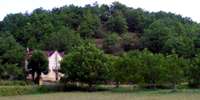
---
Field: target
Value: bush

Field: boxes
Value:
[188,54,200,88]
[0,80,32,86]
[0,86,37,96]
[111,49,187,89]
[61,42,111,87]
[0,85,64,96]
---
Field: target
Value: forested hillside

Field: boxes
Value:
[1,2,200,87]
[1,2,200,54]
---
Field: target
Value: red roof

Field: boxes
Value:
[26,49,64,58]
[45,51,65,57]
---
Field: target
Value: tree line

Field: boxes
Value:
[60,42,200,89]
[0,2,200,88]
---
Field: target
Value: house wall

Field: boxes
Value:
[26,50,64,82]
[48,51,62,71]
[41,51,64,82]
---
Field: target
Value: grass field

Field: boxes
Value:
[1,90,200,100]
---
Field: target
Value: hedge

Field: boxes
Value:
[0,80,32,86]
[0,85,63,96]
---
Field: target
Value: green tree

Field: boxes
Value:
[103,33,122,54]
[61,42,111,88]
[163,35,195,58]
[99,4,110,22]
[106,12,128,34]
[192,32,200,50]
[142,19,171,53]
[59,5,82,30]
[28,50,48,84]
[112,56,128,87]
[125,8,145,33]
[112,51,143,87]
[121,33,140,51]
[79,10,101,38]
[0,33,25,80]
[188,54,200,88]
[161,54,185,89]
[110,2,128,15]
[42,27,81,52]
[0,64,23,80]
[139,50,165,88]
[1,13,29,34]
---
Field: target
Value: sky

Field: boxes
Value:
[0,0,200,22]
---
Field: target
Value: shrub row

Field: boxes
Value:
[0,80,33,86]
[61,47,200,89]
[0,85,63,96]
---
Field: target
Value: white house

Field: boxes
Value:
[41,51,64,81]
[25,49,64,82]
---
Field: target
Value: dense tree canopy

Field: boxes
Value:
[28,50,48,84]
[42,27,81,52]
[61,42,111,87]
[79,10,101,38]
[188,54,200,87]
[0,33,24,80]
[103,33,122,54]
[1,2,199,56]
[112,50,187,88]
[106,12,128,34]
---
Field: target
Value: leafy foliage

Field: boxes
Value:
[79,10,101,38]
[28,50,48,84]
[112,49,187,88]
[0,33,24,80]
[103,33,122,54]
[61,42,111,87]
[188,54,200,87]
[42,27,81,52]
[106,12,128,34]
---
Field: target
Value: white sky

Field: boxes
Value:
[0,0,199,22]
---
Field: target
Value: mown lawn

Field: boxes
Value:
[1,90,200,100]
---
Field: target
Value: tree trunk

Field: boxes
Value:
[88,83,95,91]
[172,83,177,92]
[55,70,58,80]
[115,81,120,88]
[31,71,35,82]
[89,83,93,88]
[151,80,157,89]
[153,83,157,89]
[35,72,41,85]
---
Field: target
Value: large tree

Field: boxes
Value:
[106,12,128,34]
[121,33,140,51]
[161,54,186,89]
[79,10,101,38]
[137,49,165,88]
[188,54,200,88]
[142,19,171,53]
[125,8,145,33]
[112,51,142,87]
[28,50,48,84]
[61,42,111,87]
[163,35,195,58]
[42,27,81,52]
[103,33,122,54]
[0,33,25,80]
